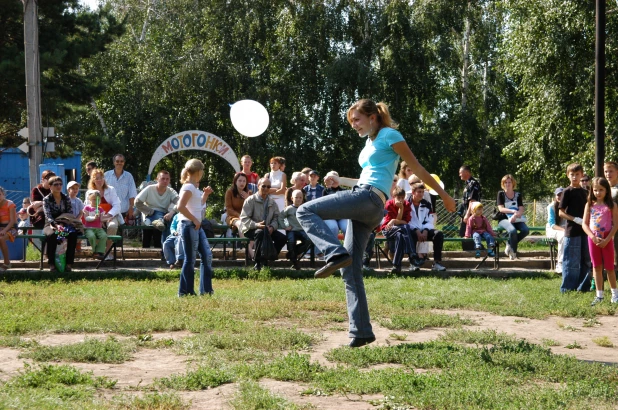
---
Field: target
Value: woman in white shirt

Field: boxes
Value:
[176,159,214,296]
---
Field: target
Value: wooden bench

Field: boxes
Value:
[374,235,507,270]
[15,234,123,270]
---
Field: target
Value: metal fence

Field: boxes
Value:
[433,198,553,235]
[5,190,30,207]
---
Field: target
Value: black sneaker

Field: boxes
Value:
[314,254,352,278]
[349,336,376,348]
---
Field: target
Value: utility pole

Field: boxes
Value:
[595,0,605,177]
[23,0,43,189]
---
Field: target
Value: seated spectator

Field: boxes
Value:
[396,160,414,196]
[323,171,348,237]
[43,176,78,272]
[278,189,311,270]
[285,172,307,206]
[67,181,84,219]
[380,188,416,274]
[303,170,324,202]
[240,178,286,271]
[86,168,122,259]
[0,186,17,271]
[135,170,179,248]
[546,187,566,273]
[465,202,496,258]
[163,213,184,269]
[496,174,529,260]
[265,156,287,211]
[225,172,252,236]
[82,190,108,259]
[408,183,446,271]
[17,207,30,235]
[28,170,56,249]
[407,174,432,203]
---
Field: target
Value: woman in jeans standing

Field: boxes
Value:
[297,99,456,347]
[176,159,214,296]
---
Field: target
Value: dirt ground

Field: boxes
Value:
[0,310,616,409]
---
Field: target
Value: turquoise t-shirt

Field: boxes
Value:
[357,127,404,198]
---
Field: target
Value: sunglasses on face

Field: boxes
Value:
[51,183,63,187]
[260,185,271,189]
[581,179,589,182]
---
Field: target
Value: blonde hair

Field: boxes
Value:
[88,169,108,190]
[180,159,204,184]
[501,174,517,190]
[398,161,409,179]
[346,99,398,130]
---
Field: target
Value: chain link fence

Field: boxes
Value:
[433,198,553,238]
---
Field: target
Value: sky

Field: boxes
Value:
[79,0,101,10]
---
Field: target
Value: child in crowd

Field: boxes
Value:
[82,190,108,259]
[464,202,496,258]
[604,161,618,290]
[17,208,31,235]
[278,189,311,270]
[163,213,185,269]
[67,181,84,219]
[546,187,566,273]
[558,163,591,292]
[380,188,416,273]
[582,177,618,305]
[0,186,17,271]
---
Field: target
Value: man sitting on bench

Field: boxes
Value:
[408,183,446,272]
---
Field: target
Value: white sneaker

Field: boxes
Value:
[152,219,165,232]
[509,252,516,260]
[144,219,152,226]
[611,295,618,304]
[504,243,512,258]
[432,262,446,271]
[105,253,114,261]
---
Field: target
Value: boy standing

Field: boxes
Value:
[558,163,591,292]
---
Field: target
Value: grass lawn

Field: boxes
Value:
[0,267,616,409]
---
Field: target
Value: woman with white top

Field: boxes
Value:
[496,174,529,260]
[265,156,287,211]
[176,159,214,296]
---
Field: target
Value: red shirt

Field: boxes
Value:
[237,171,259,185]
[380,198,411,231]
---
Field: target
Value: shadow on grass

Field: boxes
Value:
[1,269,179,283]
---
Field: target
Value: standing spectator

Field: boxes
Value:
[67,181,84,219]
[82,190,108,259]
[135,170,179,245]
[458,165,481,237]
[380,188,415,274]
[496,174,529,260]
[303,170,324,202]
[285,172,307,207]
[278,189,311,270]
[396,160,414,196]
[582,177,618,305]
[265,157,287,211]
[104,154,137,223]
[43,176,78,272]
[546,187,567,274]
[408,183,446,271]
[464,202,496,258]
[240,178,287,271]
[0,186,17,271]
[580,174,591,191]
[558,163,591,293]
[604,161,618,273]
[297,99,456,348]
[176,159,214,297]
[239,155,260,186]
[323,171,348,238]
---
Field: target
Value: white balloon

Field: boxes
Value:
[230,100,269,137]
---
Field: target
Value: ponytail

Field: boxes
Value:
[180,159,204,184]
[347,99,399,130]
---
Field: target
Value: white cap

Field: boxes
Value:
[67,181,80,189]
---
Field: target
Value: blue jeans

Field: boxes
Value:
[498,220,529,253]
[472,231,495,249]
[383,225,417,268]
[561,235,592,292]
[286,230,311,260]
[298,186,385,339]
[163,234,184,265]
[179,220,213,296]
[145,210,170,247]
[325,219,348,238]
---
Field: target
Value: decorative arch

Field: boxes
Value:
[147,131,240,178]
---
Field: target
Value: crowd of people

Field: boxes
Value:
[1,98,617,346]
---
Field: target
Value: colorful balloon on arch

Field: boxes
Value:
[147,130,240,179]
